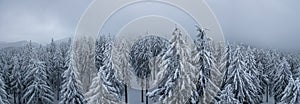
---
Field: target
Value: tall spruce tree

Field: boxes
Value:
[55,39,71,101]
[272,57,292,102]
[191,26,221,103]
[86,35,123,103]
[46,39,58,89]
[148,27,196,104]
[130,35,169,103]
[113,39,132,103]
[222,47,260,103]
[10,55,23,104]
[243,46,263,101]
[0,71,10,104]
[73,36,96,93]
[60,49,86,104]
[22,50,54,104]
[280,78,300,104]
[216,85,239,104]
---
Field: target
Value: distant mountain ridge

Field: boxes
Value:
[0,40,39,49]
[0,37,71,49]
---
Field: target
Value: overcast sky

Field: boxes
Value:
[0,0,299,50]
[0,0,91,44]
[206,0,300,50]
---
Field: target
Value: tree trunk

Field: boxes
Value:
[141,81,144,103]
[266,84,269,102]
[146,79,149,104]
[18,92,21,104]
[125,84,128,103]
[14,93,16,104]
[153,57,156,80]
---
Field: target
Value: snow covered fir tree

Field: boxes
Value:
[0,71,10,104]
[148,27,196,104]
[59,49,86,104]
[0,26,300,104]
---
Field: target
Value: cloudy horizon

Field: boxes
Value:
[0,0,91,44]
[0,0,299,50]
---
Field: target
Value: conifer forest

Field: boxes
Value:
[1,27,300,104]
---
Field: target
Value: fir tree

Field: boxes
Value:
[130,35,169,103]
[85,63,121,104]
[148,27,196,104]
[216,85,239,104]
[10,55,23,104]
[273,57,292,102]
[223,47,260,103]
[86,35,123,103]
[22,57,54,104]
[60,49,86,104]
[280,78,300,104]
[286,53,300,79]
[21,41,54,104]
[46,39,58,88]
[0,72,10,104]
[21,41,34,90]
[192,26,221,103]
[55,39,71,101]
[113,39,132,103]
[243,46,263,101]
[220,44,233,90]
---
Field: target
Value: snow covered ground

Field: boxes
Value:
[127,88,155,104]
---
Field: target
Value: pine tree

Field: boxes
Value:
[85,70,120,104]
[95,35,112,70]
[286,53,300,79]
[223,47,260,103]
[262,50,281,98]
[10,55,23,104]
[56,38,71,101]
[73,36,96,93]
[254,48,288,102]
[18,41,33,104]
[22,55,54,104]
[213,41,226,70]
[148,27,196,104]
[113,39,132,103]
[272,57,292,102]
[218,43,230,77]
[60,49,86,104]
[219,44,232,89]
[243,46,263,101]
[216,85,239,104]
[130,35,169,103]
[191,26,221,103]
[243,47,260,78]
[46,38,58,89]
[36,44,46,62]
[257,61,270,102]
[86,35,123,103]
[21,41,34,89]
[0,48,16,103]
[130,35,169,79]
[280,78,300,104]
[0,72,10,104]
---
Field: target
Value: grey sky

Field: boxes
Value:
[0,0,91,44]
[0,0,299,50]
[205,0,300,50]
[100,1,200,40]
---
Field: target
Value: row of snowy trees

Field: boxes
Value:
[0,38,87,104]
[1,26,300,104]
[144,26,300,104]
